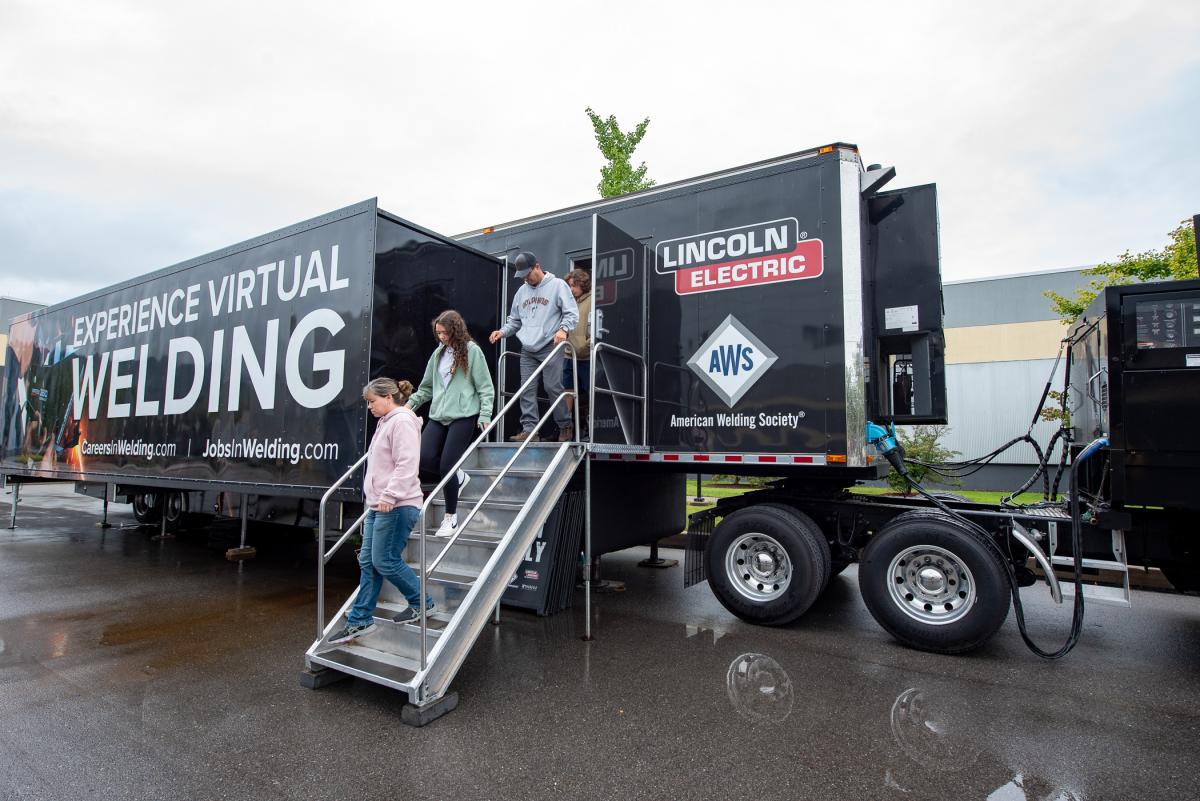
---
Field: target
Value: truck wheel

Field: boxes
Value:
[706,504,831,626]
[859,512,1009,654]
[132,492,161,524]
[162,491,188,531]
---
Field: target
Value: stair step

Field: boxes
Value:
[327,613,442,656]
[406,535,498,575]
[1061,582,1131,607]
[427,500,521,539]
[467,467,548,478]
[318,644,420,684]
[1051,556,1128,572]
[455,472,545,505]
[376,579,473,613]
[374,601,451,631]
[468,443,561,471]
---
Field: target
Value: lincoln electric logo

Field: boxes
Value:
[656,217,823,295]
[687,315,778,407]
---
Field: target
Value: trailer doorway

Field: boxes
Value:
[590,215,648,447]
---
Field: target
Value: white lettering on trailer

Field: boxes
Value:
[106,347,136,418]
[285,309,346,408]
[228,320,279,411]
[70,309,348,419]
[164,336,204,415]
[660,226,789,269]
[134,343,159,416]
[71,353,110,419]
[72,246,348,349]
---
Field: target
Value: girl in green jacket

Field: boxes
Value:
[406,310,496,538]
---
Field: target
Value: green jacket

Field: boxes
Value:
[407,340,495,425]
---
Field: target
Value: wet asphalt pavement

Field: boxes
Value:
[2,484,1199,801]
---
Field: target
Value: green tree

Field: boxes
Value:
[1046,220,1198,322]
[885,426,961,496]
[585,107,654,198]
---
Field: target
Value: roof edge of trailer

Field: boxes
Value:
[375,207,502,264]
[19,198,382,319]
[455,142,861,238]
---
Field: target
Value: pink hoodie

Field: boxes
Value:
[363,406,423,509]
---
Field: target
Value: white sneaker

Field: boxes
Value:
[456,469,470,492]
[435,514,458,538]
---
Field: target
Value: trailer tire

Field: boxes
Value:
[131,492,161,524]
[859,511,1009,654]
[162,491,188,531]
[707,504,831,626]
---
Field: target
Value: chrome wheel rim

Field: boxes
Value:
[726,532,791,601]
[886,545,975,625]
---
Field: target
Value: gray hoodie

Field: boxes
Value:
[500,271,580,351]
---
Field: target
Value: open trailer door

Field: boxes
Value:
[590,215,648,446]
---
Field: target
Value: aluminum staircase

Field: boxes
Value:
[304,441,583,712]
[303,341,589,724]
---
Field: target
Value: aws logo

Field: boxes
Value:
[687,315,778,407]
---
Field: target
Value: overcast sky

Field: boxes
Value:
[2,0,1197,307]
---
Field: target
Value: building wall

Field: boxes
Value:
[0,297,45,367]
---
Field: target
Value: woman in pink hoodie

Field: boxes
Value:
[330,377,433,643]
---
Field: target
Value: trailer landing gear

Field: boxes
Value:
[638,541,678,569]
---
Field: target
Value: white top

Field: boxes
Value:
[438,348,455,387]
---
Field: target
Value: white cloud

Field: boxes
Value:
[1,0,1197,307]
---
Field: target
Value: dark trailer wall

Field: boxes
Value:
[1,201,501,511]
[460,144,944,475]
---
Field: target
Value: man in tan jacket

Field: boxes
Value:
[563,269,593,436]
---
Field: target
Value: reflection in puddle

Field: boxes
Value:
[890,687,980,770]
[888,687,1085,800]
[726,653,793,724]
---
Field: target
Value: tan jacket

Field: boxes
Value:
[567,291,593,360]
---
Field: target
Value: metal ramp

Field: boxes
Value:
[304,441,583,712]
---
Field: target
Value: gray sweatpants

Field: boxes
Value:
[519,342,571,432]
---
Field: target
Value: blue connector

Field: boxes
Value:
[865,420,898,455]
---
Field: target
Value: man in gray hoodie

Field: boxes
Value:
[489,251,580,441]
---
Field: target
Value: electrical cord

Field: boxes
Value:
[879,440,1100,660]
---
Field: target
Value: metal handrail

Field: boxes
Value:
[412,340,579,668]
[590,341,648,447]
[312,341,581,672]
[316,452,368,637]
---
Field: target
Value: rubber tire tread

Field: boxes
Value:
[858,510,1010,654]
[755,503,832,590]
[707,503,831,626]
[132,493,162,524]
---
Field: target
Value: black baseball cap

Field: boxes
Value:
[512,250,539,278]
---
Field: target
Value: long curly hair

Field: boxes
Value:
[433,309,473,376]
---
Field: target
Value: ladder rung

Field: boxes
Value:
[1051,556,1127,572]
[1060,582,1131,607]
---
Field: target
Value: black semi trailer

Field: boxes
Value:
[1,201,503,532]
[4,143,1191,673]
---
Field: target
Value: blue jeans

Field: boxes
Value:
[347,506,431,627]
